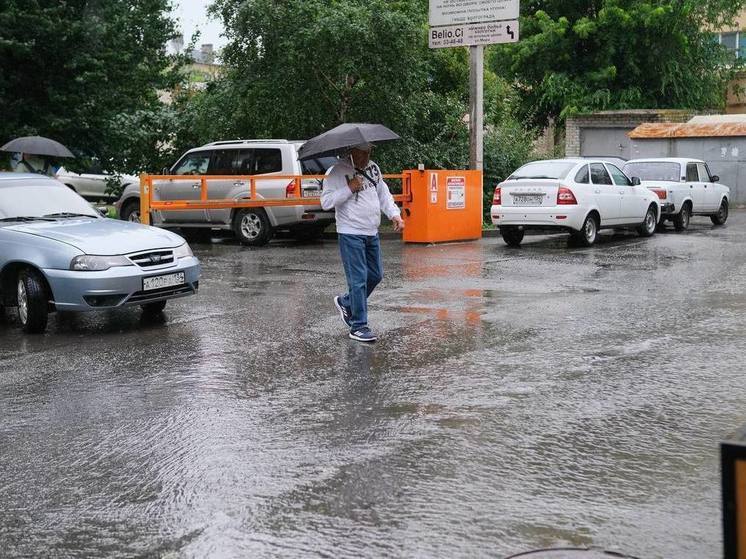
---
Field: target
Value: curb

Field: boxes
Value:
[325,229,500,241]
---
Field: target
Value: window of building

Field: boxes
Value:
[717,31,743,59]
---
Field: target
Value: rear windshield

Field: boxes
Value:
[623,162,681,182]
[508,161,576,180]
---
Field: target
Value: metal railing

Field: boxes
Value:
[138,173,412,225]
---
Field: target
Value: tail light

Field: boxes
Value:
[557,186,577,205]
[650,187,667,200]
[285,181,297,198]
[493,186,502,205]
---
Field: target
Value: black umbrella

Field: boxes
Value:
[0,136,74,158]
[298,123,400,161]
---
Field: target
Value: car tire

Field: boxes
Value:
[711,199,729,226]
[571,213,598,247]
[141,300,167,314]
[500,226,524,247]
[232,208,273,246]
[637,205,657,237]
[17,269,48,334]
[120,199,142,223]
[673,202,691,231]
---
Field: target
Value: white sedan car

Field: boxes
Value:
[490,159,661,247]
[623,158,730,230]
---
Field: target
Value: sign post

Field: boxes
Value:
[428,0,520,171]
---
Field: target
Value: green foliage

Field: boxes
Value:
[169,0,537,211]
[0,0,181,173]
[491,0,746,128]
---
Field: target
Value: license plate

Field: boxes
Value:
[143,272,185,291]
[513,195,543,206]
[302,189,321,198]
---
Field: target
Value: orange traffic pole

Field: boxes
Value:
[139,174,151,225]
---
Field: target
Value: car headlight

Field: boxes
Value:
[173,243,193,259]
[70,255,133,271]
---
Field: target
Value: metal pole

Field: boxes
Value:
[469,45,484,171]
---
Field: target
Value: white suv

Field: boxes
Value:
[623,158,730,230]
[491,158,661,247]
[115,140,336,246]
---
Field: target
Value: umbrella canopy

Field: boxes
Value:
[0,136,74,158]
[298,123,399,161]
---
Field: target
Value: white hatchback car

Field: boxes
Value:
[490,159,661,247]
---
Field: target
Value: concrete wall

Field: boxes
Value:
[566,110,694,157]
[629,137,746,204]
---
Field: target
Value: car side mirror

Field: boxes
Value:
[96,206,109,217]
[712,175,720,182]
[631,176,641,186]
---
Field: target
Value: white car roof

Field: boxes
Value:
[625,157,703,165]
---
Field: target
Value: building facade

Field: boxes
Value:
[716,11,746,113]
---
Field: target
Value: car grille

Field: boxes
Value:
[129,249,174,268]
[127,284,196,304]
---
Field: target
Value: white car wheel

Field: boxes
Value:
[232,209,273,246]
[17,279,28,325]
[711,199,729,226]
[16,270,48,333]
[673,203,690,231]
[571,214,598,247]
[241,214,262,239]
[638,206,657,237]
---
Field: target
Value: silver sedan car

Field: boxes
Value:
[0,173,200,333]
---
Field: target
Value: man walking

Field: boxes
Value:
[321,143,404,342]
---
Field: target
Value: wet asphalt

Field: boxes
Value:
[1,213,746,558]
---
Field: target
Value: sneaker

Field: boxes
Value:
[334,296,352,327]
[349,326,377,343]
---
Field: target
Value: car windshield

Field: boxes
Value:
[509,161,576,180]
[0,182,98,220]
[623,162,681,182]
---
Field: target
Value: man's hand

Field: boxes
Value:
[392,215,405,232]
[347,175,364,193]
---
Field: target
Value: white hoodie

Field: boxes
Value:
[320,158,400,236]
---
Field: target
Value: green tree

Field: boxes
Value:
[491,0,746,128]
[0,0,181,172]
[181,0,536,206]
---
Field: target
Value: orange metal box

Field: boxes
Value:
[402,169,483,244]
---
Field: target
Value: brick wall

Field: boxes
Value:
[565,109,695,156]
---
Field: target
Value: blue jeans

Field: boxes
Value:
[338,234,383,330]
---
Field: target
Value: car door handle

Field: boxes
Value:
[191,183,200,189]
[233,181,246,187]
[594,189,600,194]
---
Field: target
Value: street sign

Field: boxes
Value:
[429,0,519,27]
[429,20,519,49]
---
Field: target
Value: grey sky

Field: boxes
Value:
[171,0,227,49]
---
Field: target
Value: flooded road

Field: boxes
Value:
[1,214,745,558]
